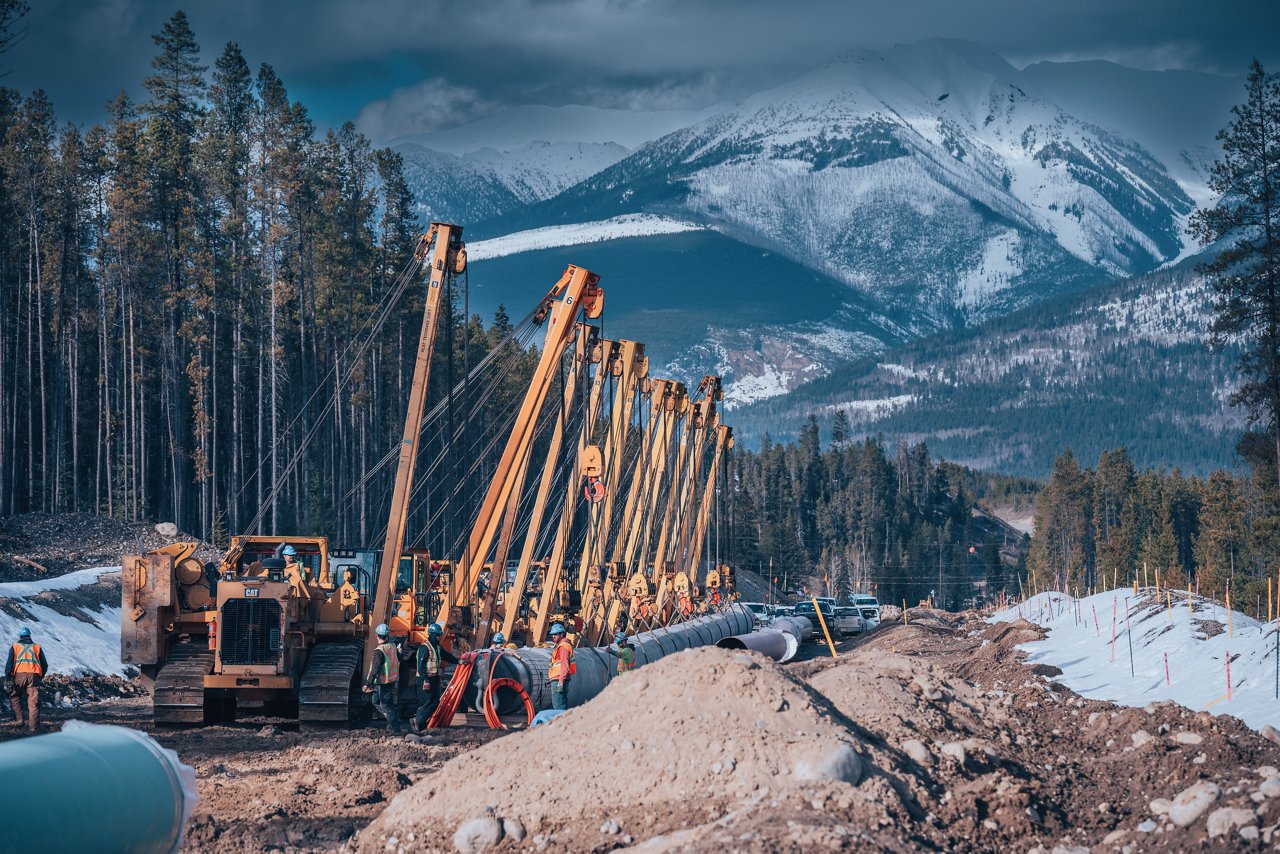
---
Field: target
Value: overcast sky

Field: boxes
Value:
[5,0,1278,142]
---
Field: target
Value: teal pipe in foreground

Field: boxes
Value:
[0,721,197,854]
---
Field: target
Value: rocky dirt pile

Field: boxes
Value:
[0,512,219,582]
[358,647,899,853]
[826,614,1280,851]
[181,725,500,852]
[38,673,145,708]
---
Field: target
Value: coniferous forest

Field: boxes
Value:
[727,418,1031,610]
[0,12,539,547]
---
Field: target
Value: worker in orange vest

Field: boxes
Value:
[547,622,576,710]
[6,627,48,732]
[677,592,693,617]
[362,623,406,735]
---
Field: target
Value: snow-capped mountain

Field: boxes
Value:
[514,40,1200,331]
[463,141,629,204]
[395,140,628,224]
[384,104,722,154]
[394,40,1244,422]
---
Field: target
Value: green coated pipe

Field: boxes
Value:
[0,721,197,854]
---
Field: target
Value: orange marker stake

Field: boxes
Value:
[1227,650,1233,702]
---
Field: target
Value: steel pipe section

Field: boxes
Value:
[716,615,813,663]
[771,615,814,644]
[472,605,754,714]
[0,721,198,853]
[717,629,791,660]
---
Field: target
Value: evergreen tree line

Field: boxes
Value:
[0,12,537,546]
[1028,444,1280,615]
[729,417,1027,610]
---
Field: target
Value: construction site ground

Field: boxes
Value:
[4,609,1279,852]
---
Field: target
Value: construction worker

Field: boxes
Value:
[636,597,653,630]
[413,623,458,732]
[490,632,517,650]
[363,623,404,735]
[678,591,693,617]
[547,622,576,711]
[6,627,47,732]
[605,631,636,674]
[281,544,312,597]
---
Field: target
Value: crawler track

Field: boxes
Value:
[152,643,214,724]
[299,640,363,726]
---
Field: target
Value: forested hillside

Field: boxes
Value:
[732,262,1242,477]
[0,12,537,546]
[729,419,1030,610]
[1028,444,1280,618]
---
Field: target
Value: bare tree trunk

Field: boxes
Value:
[270,277,279,532]
[33,218,48,512]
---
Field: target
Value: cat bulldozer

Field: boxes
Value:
[121,536,452,725]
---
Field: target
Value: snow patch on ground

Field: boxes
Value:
[0,566,124,676]
[991,588,1280,733]
[956,229,1024,308]
[723,362,793,407]
[827,394,917,417]
[466,215,708,260]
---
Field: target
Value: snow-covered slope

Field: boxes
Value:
[0,567,123,676]
[729,260,1241,474]
[1017,60,1240,209]
[466,214,706,261]
[991,589,1280,734]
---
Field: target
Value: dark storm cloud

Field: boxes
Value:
[7,0,1278,138]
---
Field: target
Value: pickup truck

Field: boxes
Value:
[833,606,867,636]
[850,594,881,628]
[792,600,840,638]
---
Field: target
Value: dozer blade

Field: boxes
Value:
[153,643,214,724]
[299,640,363,726]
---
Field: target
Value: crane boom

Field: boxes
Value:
[436,266,603,637]
[496,325,596,642]
[363,223,463,677]
[684,424,732,584]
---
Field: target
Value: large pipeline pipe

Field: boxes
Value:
[472,605,754,713]
[717,615,813,663]
[0,721,198,853]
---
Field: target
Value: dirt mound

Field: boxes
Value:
[357,647,884,852]
[979,618,1047,648]
[0,512,220,582]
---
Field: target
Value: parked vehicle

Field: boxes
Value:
[792,600,840,638]
[768,604,794,619]
[833,606,866,636]
[850,594,881,628]
[741,601,768,628]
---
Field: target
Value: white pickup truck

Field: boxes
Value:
[850,594,881,628]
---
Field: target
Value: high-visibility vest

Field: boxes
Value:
[374,642,399,684]
[548,639,576,680]
[616,646,636,673]
[418,642,441,678]
[12,642,42,676]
